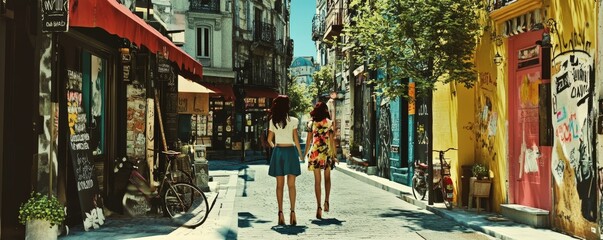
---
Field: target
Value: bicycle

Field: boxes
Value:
[411,147,457,210]
[114,150,209,227]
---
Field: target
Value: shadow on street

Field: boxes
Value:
[310,218,345,226]
[270,225,308,235]
[378,208,474,233]
[238,212,271,228]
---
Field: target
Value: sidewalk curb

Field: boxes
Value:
[335,163,524,240]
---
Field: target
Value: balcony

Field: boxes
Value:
[489,0,542,23]
[254,22,275,46]
[312,14,325,41]
[250,69,276,87]
[323,7,343,41]
[190,0,220,13]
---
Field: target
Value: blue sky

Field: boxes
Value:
[290,0,316,58]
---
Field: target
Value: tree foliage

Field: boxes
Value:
[311,64,334,99]
[344,0,481,98]
[286,78,315,118]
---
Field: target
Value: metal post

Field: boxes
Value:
[427,92,434,205]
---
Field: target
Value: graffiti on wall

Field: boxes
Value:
[361,85,372,160]
[377,99,391,178]
[37,35,57,194]
[465,73,498,163]
[550,29,596,227]
[126,82,147,160]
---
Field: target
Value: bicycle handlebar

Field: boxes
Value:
[432,148,457,153]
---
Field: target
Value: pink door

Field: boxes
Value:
[507,30,551,211]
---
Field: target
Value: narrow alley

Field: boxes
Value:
[234,161,491,240]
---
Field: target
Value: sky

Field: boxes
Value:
[290,0,316,59]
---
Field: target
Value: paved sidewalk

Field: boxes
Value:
[335,163,577,240]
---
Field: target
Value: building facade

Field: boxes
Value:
[0,0,204,238]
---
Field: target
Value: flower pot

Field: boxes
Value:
[25,219,58,240]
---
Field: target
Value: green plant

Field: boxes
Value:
[472,163,489,179]
[19,192,66,227]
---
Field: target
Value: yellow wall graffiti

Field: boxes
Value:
[548,0,597,238]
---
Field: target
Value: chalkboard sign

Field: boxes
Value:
[66,70,105,231]
[41,0,69,32]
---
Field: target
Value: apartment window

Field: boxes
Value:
[196,26,211,58]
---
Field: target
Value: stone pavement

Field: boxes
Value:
[335,163,578,240]
[58,159,578,240]
[234,160,492,240]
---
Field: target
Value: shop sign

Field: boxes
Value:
[245,97,257,108]
[41,0,69,32]
[157,54,173,81]
[66,70,105,231]
[120,48,131,82]
[178,92,209,114]
[258,97,266,108]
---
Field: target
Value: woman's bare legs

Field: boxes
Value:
[287,175,297,210]
[287,174,297,225]
[313,168,322,218]
[324,166,331,211]
[276,176,285,224]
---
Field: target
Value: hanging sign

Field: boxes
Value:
[66,70,105,231]
[41,0,69,32]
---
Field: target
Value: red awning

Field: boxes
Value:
[69,0,202,79]
[207,84,236,101]
[245,87,279,99]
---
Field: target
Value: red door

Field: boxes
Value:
[507,30,551,211]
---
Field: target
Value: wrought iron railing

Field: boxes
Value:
[312,14,325,41]
[190,0,220,13]
[489,0,518,11]
[254,22,275,45]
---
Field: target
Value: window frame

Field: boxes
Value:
[196,26,212,59]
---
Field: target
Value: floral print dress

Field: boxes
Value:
[306,119,335,170]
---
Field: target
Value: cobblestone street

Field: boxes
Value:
[235,161,492,240]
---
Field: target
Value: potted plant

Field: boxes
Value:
[472,163,489,179]
[19,192,66,240]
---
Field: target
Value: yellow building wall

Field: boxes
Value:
[469,9,510,213]
[432,80,475,207]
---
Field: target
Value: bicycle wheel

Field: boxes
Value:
[442,188,453,210]
[412,177,427,200]
[163,182,209,228]
[441,179,453,210]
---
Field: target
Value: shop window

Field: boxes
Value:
[196,26,211,66]
[82,52,106,157]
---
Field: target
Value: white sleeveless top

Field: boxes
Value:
[269,117,299,145]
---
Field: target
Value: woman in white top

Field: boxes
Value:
[267,95,303,226]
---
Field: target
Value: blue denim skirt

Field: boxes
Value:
[268,146,301,177]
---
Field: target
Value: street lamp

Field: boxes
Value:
[493,52,503,66]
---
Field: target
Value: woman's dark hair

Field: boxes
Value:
[270,95,290,129]
[310,101,330,122]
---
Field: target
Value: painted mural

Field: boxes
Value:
[377,97,391,178]
[37,35,57,194]
[598,0,603,238]
[361,84,373,160]
[549,18,596,239]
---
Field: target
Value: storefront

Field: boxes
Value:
[0,0,206,235]
[244,87,278,152]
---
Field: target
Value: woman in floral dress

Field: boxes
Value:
[303,102,337,219]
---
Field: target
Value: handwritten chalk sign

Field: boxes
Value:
[66,70,105,231]
[41,0,69,32]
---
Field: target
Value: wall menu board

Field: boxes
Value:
[66,70,105,231]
